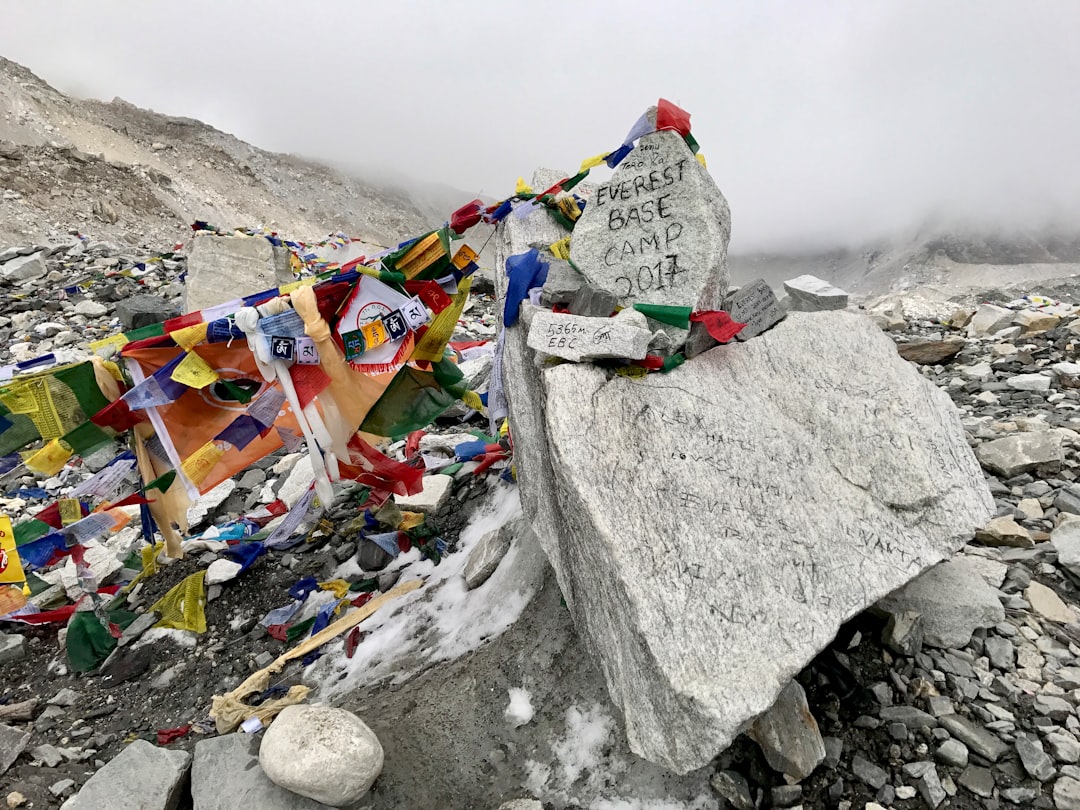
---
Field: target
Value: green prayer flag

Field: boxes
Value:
[633,303,692,330]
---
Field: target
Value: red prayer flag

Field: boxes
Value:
[449,199,483,235]
[690,311,746,343]
[656,98,692,136]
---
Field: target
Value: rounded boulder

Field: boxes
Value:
[259,705,383,806]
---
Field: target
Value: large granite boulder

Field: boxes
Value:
[184,232,294,313]
[570,118,730,312]
[498,247,992,772]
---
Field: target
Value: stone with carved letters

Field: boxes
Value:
[725,279,787,341]
[526,311,651,363]
[570,125,730,311]
[499,301,992,774]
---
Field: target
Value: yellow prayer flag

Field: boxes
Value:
[696,153,707,168]
[317,579,351,599]
[181,441,225,487]
[461,390,485,414]
[0,515,27,589]
[550,237,572,260]
[171,322,209,351]
[397,232,448,280]
[412,276,473,363]
[25,439,73,476]
[90,334,129,355]
[515,177,533,195]
[171,350,219,389]
[58,498,82,526]
[397,511,425,531]
[579,152,609,173]
[451,244,478,271]
[360,319,389,350]
[280,278,317,295]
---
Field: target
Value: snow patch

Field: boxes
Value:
[505,687,535,728]
[316,482,535,698]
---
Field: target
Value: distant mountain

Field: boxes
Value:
[0,56,470,251]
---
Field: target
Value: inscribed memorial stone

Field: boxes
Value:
[570,129,731,311]
[725,279,786,341]
[527,311,651,363]
[501,308,993,773]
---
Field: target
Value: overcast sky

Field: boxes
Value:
[3,1,1078,252]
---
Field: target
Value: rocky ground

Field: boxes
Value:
[0,250,1078,808]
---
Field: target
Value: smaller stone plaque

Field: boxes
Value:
[527,311,652,363]
[726,279,787,341]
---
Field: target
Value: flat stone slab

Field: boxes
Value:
[184,233,293,314]
[725,279,786,341]
[570,128,730,311]
[503,309,992,773]
[783,275,848,311]
[64,739,190,810]
[527,311,651,362]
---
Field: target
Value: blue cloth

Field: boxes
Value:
[503,249,549,328]
[605,143,634,169]
[17,532,67,570]
[223,541,266,573]
[288,576,318,601]
[454,439,487,461]
[365,532,401,558]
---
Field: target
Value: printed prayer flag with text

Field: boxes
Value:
[334,276,416,375]
[122,341,303,494]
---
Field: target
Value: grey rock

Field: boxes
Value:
[897,339,966,365]
[48,688,79,707]
[725,278,786,340]
[771,784,802,807]
[0,632,26,664]
[498,802,544,810]
[464,521,515,590]
[1056,487,1080,516]
[975,516,1034,548]
[957,764,995,799]
[984,635,1016,670]
[0,724,30,776]
[936,738,969,767]
[823,736,844,769]
[568,284,620,318]
[876,558,1005,649]
[750,680,825,780]
[1006,373,1051,391]
[499,303,992,771]
[882,610,924,656]
[74,299,107,317]
[1048,731,1080,764]
[51,779,75,797]
[1035,693,1075,721]
[976,431,1064,478]
[968,304,1015,337]
[851,754,888,789]
[539,259,586,306]
[1056,776,1080,810]
[1016,733,1057,781]
[526,310,651,362]
[0,252,46,281]
[184,233,293,313]
[1053,514,1080,579]
[709,770,754,810]
[115,295,178,331]
[63,739,189,810]
[783,275,848,311]
[32,743,63,767]
[117,611,160,647]
[938,715,1009,762]
[571,125,730,311]
[193,733,334,809]
[879,705,937,728]
[1001,786,1039,804]
[926,696,955,717]
[915,763,948,808]
[259,705,383,806]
